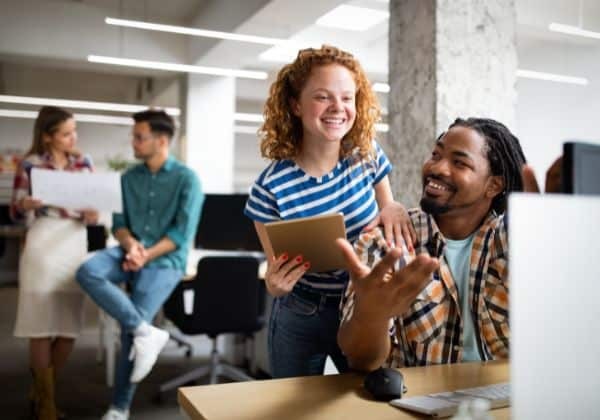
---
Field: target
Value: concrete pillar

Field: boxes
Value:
[386,0,518,206]
[181,74,235,193]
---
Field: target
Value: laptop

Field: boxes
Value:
[509,193,600,419]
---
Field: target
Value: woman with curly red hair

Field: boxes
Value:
[244,45,414,378]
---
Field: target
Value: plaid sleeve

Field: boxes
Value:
[10,158,32,223]
[340,227,407,363]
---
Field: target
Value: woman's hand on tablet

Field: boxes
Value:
[264,253,310,297]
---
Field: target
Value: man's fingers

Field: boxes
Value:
[336,238,369,279]
[521,164,540,193]
[396,254,439,288]
[368,247,404,281]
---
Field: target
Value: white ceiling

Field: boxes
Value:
[1,0,600,107]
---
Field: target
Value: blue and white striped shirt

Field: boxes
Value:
[244,142,392,293]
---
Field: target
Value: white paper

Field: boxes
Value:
[31,168,122,213]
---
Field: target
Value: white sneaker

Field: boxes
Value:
[129,324,169,383]
[101,407,129,420]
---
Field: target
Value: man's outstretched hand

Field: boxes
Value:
[336,238,438,321]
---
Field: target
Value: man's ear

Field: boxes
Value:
[486,176,505,199]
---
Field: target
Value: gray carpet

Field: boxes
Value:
[0,285,239,420]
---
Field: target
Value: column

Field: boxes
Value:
[181,74,235,193]
[386,0,518,206]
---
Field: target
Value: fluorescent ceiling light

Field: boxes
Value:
[234,125,260,134]
[105,17,289,46]
[0,109,133,125]
[0,94,180,116]
[516,69,588,85]
[372,82,390,93]
[375,123,389,133]
[88,55,268,80]
[316,5,389,31]
[234,112,264,123]
[548,23,600,40]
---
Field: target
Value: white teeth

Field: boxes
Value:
[428,180,449,191]
[322,118,344,124]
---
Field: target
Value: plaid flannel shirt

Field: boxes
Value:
[341,208,509,367]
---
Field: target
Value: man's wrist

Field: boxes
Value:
[353,301,392,326]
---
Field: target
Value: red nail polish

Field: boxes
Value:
[296,255,303,263]
[281,253,288,261]
[304,262,310,269]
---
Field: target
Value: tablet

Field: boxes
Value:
[264,213,347,272]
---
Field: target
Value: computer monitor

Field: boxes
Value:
[562,141,600,195]
[510,194,600,419]
[195,193,262,251]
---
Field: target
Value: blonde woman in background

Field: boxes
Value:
[11,106,98,420]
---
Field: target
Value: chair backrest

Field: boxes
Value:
[164,256,265,337]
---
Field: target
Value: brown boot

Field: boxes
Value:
[32,367,57,420]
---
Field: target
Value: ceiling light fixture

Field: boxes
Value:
[0,94,180,116]
[105,17,290,46]
[548,22,600,40]
[316,5,389,31]
[0,109,134,125]
[234,112,264,123]
[516,69,588,85]
[88,55,268,80]
[372,83,390,93]
[234,125,260,134]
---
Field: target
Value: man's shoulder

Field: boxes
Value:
[408,207,430,227]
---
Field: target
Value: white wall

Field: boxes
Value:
[0,118,132,171]
[516,40,600,183]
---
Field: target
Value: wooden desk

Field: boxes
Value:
[179,361,509,419]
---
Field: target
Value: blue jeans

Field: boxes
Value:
[76,246,181,410]
[268,290,349,378]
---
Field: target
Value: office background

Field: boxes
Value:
[0,0,599,418]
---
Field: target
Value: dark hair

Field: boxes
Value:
[449,117,527,214]
[27,106,74,156]
[133,109,175,139]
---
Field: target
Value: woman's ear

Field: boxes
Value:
[290,98,301,117]
[486,176,505,199]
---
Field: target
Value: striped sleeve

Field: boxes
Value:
[373,141,392,184]
[244,164,280,223]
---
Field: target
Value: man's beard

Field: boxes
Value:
[420,196,451,215]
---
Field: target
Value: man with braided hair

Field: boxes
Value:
[337,117,527,370]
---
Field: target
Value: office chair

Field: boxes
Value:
[158,256,266,395]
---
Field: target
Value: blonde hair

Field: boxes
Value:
[260,45,381,161]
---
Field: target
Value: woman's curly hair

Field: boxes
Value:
[260,45,381,161]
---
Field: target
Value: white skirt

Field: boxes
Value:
[14,216,88,338]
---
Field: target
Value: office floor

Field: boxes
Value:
[0,284,237,420]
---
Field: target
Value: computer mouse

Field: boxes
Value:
[363,367,405,401]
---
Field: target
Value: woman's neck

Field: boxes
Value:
[295,141,340,178]
[49,149,69,169]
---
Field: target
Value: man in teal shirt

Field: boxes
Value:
[77,109,203,420]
